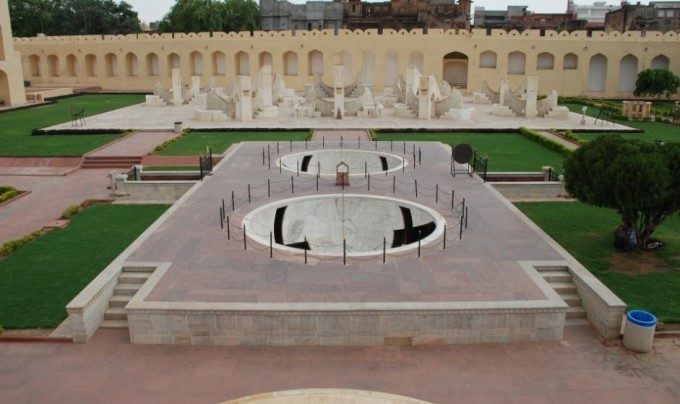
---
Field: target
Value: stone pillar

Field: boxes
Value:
[259,65,273,107]
[171,68,182,105]
[418,76,433,119]
[542,166,552,182]
[498,80,510,105]
[236,76,252,121]
[190,76,201,95]
[333,64,345,119]
[525,74,539,118]
[113,174,128,197]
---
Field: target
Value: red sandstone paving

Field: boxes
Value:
[0,327,678,403]
[131,142,559,304]
[0,169,113,243]
[89,131,179,157]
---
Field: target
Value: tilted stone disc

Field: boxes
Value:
[453,144,473,164]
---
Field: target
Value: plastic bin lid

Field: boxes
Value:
[627,310,657,327]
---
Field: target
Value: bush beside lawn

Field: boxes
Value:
[516,201,680,323]
[0,204,168,329]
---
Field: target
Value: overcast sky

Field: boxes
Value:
[128,0,642,22]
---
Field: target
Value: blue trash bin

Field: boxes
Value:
[623,310,657,353]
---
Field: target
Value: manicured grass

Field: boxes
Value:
[376,132,565,172]
[561,103,680,144]
[0,94,144,157]
[155,131,309,155]
[516,201,680,323]
[0,204,168,329]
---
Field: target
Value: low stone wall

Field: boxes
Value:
[569,266,627,338]
[115,178,196,203]
[491,182,567,200]
[65,267,120,343]
[127,309,566,346]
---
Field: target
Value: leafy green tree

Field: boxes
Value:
[9,0,141,37]
[158,0,260,33]
[635,69,680,99]
[564,136,680,249]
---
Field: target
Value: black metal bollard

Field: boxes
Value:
[262,148,265,165]
[465,206,469,229]
[435,184,439,203]
[243,225,247,250]
[392,176,396,194]
[443,224,447,250]
[343,239,346,266]
[304,237,308,264]
[383,237,386,264]
[268,179,271,198]
[227,216,230,239]
[415,180,418,198]
[269,232,273,258]
[231,191,235,211]
[247,184,251,204]
[219,206,224,229]
[277,141,280,154]
[291,176,294,194]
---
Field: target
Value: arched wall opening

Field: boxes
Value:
[235,51,249,75]
[85,54,97,77]
[588,54,607,92]
[409,50,424,72]
[28,55,40,77]
[537,52,555,70]
[125,53,138,76]
[651,54,669,70]
[618,54,638,93]
[563,53,578,70]
[190,51,203,76]
[258,52,272,70]
[308,50,323,75]
[442,51,468,88]
[507,51,526,74]
[146,53,160,76]
[212,51,226,76]
[66,54,77,77]
[283,51,298,76]
[167,53,180,76]
[361,51,375,87]
[479,51,497,69]
[105,53,118,77]
[47,55,59,77]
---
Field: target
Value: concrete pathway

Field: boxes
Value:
[312,129,371,142]
[0,327,678,403]
[538,131,580,151]
[0,169,113,243]
[89,131,179,157]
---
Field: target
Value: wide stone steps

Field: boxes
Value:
[101,267,154,329]
[536,267,589,326]
[81,155,142,169]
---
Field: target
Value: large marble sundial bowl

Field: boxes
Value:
[243,194,446,257]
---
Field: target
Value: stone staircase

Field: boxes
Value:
[81,156,142,169]
[100,267,154,329]
[537,267,589,327]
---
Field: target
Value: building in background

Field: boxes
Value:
[260,0,344,31]
[605,1,680,32]
[567,1,620,29]
[473,6,528,28]
[260,0,471,31]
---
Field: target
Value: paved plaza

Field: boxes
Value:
[0,327,678,403]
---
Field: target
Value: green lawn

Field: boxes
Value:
[155,131,309,155]
[516,201,680,323]
[561,103,680,144]
[0,94,144,157]
[0,204,168,329]
[376,132,565,172]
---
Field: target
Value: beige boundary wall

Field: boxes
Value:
[14,28,680,99]
[0,0,26,106]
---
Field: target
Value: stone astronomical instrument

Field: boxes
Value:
[278,149,407,177]
[243,194,446,257]
[453,144,474,165]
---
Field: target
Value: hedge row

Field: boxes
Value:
[0,186,19,205]
[518,127,573,157]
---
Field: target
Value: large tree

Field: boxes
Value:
[635,69,680,99]
[158,0,260,33]
[564,136,680,249]
[9,0,141,37]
